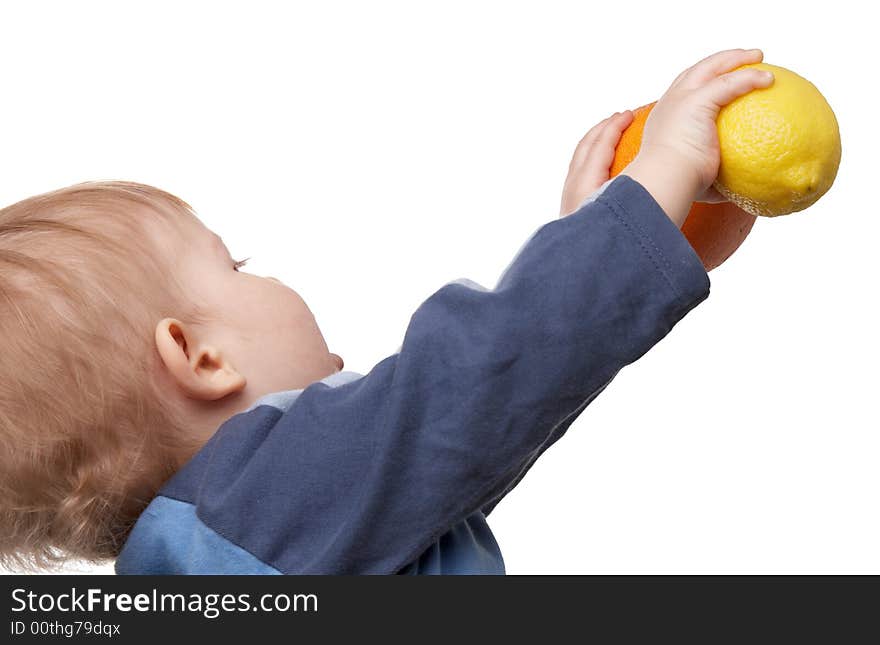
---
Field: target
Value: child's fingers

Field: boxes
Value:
[669,49,741,88]
[571,113,618,167]
[699,66,774,111]
[571,116,613,168]
[560,111,632,216]
[579,111,633,185]
[673,48,764,89]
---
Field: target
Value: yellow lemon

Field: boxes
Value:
[714,62,841,217]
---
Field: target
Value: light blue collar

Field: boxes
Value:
[243,370,365,414]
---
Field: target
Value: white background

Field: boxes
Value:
[1,0,875,575]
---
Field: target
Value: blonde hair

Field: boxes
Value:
[0,180,208,570]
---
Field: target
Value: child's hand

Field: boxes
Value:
[623,48,774,227]
[559,111,634,217]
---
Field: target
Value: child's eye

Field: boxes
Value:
[232,257,251,272]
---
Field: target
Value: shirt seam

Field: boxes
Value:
[118,496,284,575]
[598,184,686,302]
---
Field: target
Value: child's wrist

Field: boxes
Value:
[621,152,701,228]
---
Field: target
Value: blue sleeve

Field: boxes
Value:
[189,174,710,574]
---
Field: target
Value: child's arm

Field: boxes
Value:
[181,49,771,574]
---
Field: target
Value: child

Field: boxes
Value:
[0,49,773,574]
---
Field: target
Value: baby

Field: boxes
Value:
[0,49,772,574]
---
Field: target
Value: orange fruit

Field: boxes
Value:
[610,102,757,272]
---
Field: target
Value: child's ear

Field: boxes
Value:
[154,318,247,401]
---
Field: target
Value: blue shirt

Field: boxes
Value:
[115,175,710,575]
